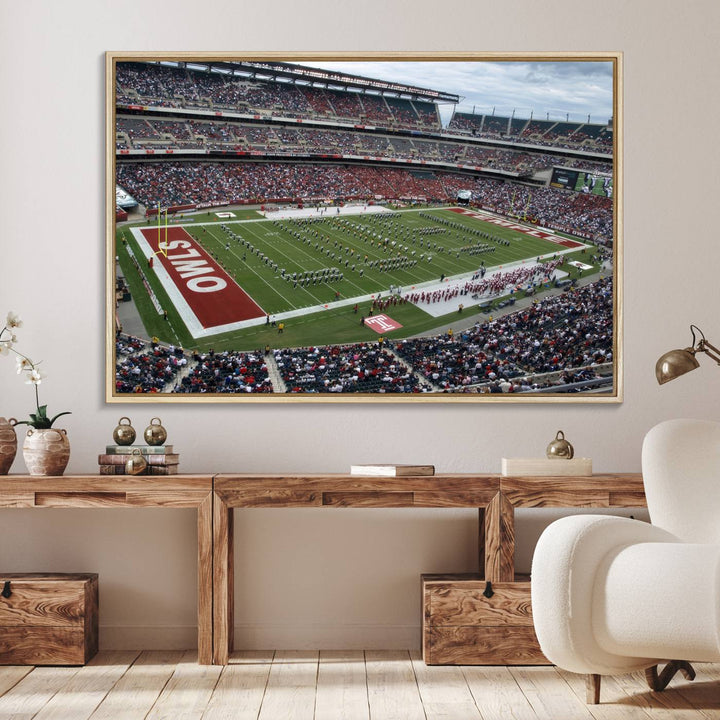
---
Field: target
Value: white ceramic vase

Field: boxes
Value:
[22,427,70,476]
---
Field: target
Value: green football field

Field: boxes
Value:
[116,206,601,352]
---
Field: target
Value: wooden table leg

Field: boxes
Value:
[483,492,515,582]
[213,492,234,665]
[478,507,486,577]
[197,493,213,665]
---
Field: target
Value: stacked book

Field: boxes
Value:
[98,445,180,475]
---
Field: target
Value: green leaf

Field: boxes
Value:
[15,418,50,428]
[13,407,69,430]
[48,411,72,427]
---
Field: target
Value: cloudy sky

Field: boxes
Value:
[302,60,614,126]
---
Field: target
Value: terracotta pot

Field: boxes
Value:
[0,417,17,475]
[22,428,70,476]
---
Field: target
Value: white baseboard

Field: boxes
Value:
[99,624,421,650]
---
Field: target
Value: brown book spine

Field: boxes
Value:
[98,464,179,475]
[146,465,179,475]
[393,465,435,477]
[98,453,179,466]
[98,464,127,475]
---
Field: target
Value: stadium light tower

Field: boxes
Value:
[655,325,720,384]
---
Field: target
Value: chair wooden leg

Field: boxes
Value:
[586,661,695,705]
[645,661,696,692]
[586,674,601,704]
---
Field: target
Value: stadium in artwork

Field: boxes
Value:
[108,53,620,401]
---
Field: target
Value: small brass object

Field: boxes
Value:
[125,448,147,475]
[112,417,136,446]
[144,417,167,446]
[546,430,574,459]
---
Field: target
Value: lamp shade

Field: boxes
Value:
[655,348,700,385]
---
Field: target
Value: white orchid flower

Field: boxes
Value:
[25,368,46,385]
[6,312,22,329]
[3,310,70,428]
[16,356,33,373]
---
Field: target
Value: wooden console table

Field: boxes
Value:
[0,473,647,666]
[212,473,645,665]
[0,475,214,665]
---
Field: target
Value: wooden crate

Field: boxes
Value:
[0,573,98,665]
[422,573,548,665]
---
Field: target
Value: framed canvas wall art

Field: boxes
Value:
[106,52,622,402]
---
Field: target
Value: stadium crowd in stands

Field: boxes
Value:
[448,112,613,152]
[116,62,440,131]
[392,277,613,392]
[116,115,611,179]
[115,337,187,393]
[115,337,273,394]
[274,343,430,393]
[174,349,272,393]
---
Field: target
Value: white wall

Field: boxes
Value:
[1,0,719,650]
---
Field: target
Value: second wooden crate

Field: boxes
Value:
[422,573,548,665]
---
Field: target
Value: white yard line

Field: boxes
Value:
[241,223,329,270]
[237,223,350,305]
[202,225,294,310]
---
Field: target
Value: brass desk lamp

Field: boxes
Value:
[655,325,720,384]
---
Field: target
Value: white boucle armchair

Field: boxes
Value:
[531,418,720,703]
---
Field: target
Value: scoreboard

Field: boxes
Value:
[549,168,580,190]
[550,168,613,198]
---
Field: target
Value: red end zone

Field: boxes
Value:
[448,208,584,248]
[140,227,265,328]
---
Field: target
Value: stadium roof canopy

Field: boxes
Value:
[154,60,461,104]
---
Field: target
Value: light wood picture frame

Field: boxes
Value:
[107,52,622,403]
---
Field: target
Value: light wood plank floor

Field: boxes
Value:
[0,651,717,720]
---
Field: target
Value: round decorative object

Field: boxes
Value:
[0,417,18,475]
[125,448,147,476]
[546,430,574,459]
[143,418,167,446]
[22,428,70,476]
[112,416,136,446]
